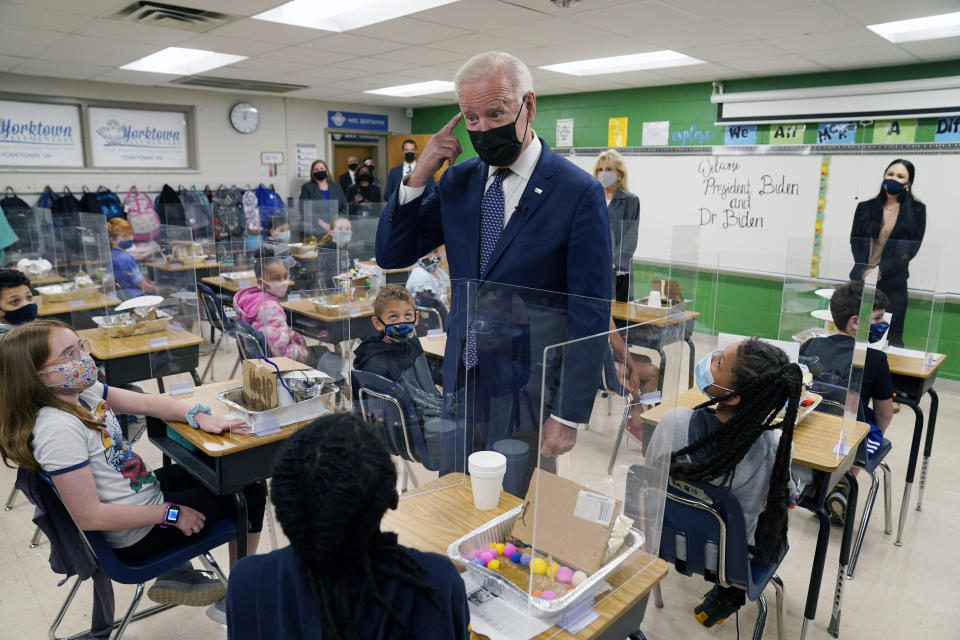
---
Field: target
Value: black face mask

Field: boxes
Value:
[358,175,372,186]
[404,151,416,163]
[312,170,327,182]
[347,162,358,171]
[3,302,37,325]
[468,98,528,167]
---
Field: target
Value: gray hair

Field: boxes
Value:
[454,51,534,104]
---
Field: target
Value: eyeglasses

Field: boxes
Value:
[58,339,92,364]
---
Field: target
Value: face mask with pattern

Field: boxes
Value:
[40,353,98,391]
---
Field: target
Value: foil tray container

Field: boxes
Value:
[446,505,644,617]
[216,381,337,432]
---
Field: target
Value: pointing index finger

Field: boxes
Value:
[440,111,463,134]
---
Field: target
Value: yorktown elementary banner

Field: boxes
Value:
[89,107,189,168]
[0,100,84,167]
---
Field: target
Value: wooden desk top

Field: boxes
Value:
[200,275,251,294]
[357,260,413,275]
[420,334,446,358]
[642,388,869,473]
[610,301,700,327]
[79,327,203,359]
[281,296,374,322]
[884,350,947,379]
[38,292,121,317]
[161,358,316,457]
[31,273,66,285]
[382,474,669,640]
[147,260,219,272]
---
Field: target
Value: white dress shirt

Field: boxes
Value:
[404,160,416,175]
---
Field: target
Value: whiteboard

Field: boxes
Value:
[565,152,957,293]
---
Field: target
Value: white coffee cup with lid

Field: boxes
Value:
[468,451,507,510]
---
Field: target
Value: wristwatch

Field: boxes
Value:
[160,502,180,528]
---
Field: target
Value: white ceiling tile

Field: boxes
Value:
[0,54,27,71]
[722,53,830,75]
[662,0,822,22]
[10,0,122,16]
[226,57,317,74]
[769,28,893,54]
[300,33,408,56]
[899,36,960,61]
[497,18,621,47]
[9,59,112,80]
[275,66,372,82]
[0,24,68,57]
[520,37,655,67]
[37,34,161,67]
[208,17,329,45]
[0,2,93,33]
[825,0,960,24]
[371,46,466,66]
[647,22,763,49]
[173,34,284,57]
[73,18,199,46]
[573,1,707,38]
[718,5,860,38]
[332,56,417,74]
[531,0,663,17]
[258,46,353,65]
[802,44,921,70]
[91,69,180,86]
[428,32,540,55]
[349,17,471,46]
[182,0,285,17]
[656,62,750,83]
[681,40,788,62]
[415,0,545,30]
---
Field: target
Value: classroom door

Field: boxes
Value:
[333,145,376,179]
[387,134,448,181]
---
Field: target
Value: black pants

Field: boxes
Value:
[878,280,907,347]
[114,465,266,564]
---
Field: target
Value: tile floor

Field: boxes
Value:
[1,328,958,639]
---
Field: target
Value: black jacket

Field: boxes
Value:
[849,197,926,287]
[353,334,442,418]
[298,181,348,219]
[607,188,640,272]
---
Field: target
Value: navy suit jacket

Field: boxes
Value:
[384,164,433,202]
[376,139,611,423]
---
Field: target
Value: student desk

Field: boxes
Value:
[280,297,378,346]
[78,327,203,391]
[642,388,870,640]
[381,474,670,640]
[610,302,700,388]
[149,359,315,559]
[31,273,66,286]
[200,275,250,297]
[881,349,948,545]
[357,260,413,286]
[420,334,447,358]
[146,260,221,285]
[37,292,121,329]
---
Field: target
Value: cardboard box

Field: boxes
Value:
[241,359,279,411]
[510,469,622,574]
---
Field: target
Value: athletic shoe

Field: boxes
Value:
[206,597,227,625]
[147,566,226,607]
[826,480,849,527]
[693,586,742,628]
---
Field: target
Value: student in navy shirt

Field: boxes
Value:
[226,413,469,640]
[108,218,157,300]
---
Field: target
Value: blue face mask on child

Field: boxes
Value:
[117,239,134,250]
[378,317,415,343]
[869,321,890,343]
[694,349,734,398]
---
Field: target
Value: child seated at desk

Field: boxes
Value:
[647,338,802,628]
[354,285,443,418]
[234,257,312,363]
[0,320,266,619]
[226,412,469,639]
[799,281,892,524]
[0,268,37,336]
[107,218,157,300]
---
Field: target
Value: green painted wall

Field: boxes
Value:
[412,59,960,380]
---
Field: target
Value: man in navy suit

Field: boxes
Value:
[376,51,611,465]
[384,139,434,199]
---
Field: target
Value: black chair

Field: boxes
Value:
[197,282,240,381]
[233,318,269,360]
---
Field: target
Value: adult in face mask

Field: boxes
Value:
[593,149,639,282]
[0,268,38,337]
[107,218,157,300]
[849,159,926,347]
[385,139,434,199]
[376,51,612,468]
[233,257,315,365]
[299,159,348,233]
[346,166,382,216]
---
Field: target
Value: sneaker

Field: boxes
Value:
[826,481,849,527]
[147,566,226,607]
[693,586,741,628]
[206,597,227,625]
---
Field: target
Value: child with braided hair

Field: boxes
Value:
[226,412,469,640]
[647,337,803,628]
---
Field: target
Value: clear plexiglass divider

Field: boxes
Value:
[6,207,56,277]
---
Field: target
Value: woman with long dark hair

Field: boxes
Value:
[648,338,802,628]
[849,159,926,346]
[226,413,469,640]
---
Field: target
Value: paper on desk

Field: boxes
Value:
[460,572,557,640]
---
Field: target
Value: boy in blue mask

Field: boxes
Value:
[799,281,893,524]
[0,268,38,337]
[353,284,442,418]
[107,218,157,300]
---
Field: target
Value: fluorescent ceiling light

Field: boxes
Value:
[539,50,705,76]
[254,0,459,32]
[868,11,960,43]
[365,80,455,97]
[120,47,246,75]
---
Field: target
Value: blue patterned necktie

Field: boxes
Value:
[465,167,511,368]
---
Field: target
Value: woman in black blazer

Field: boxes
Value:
[594,149,640,278]
[849,158,926,346]
[299,159,348,231]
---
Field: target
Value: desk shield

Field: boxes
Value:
[6,206,56,276]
